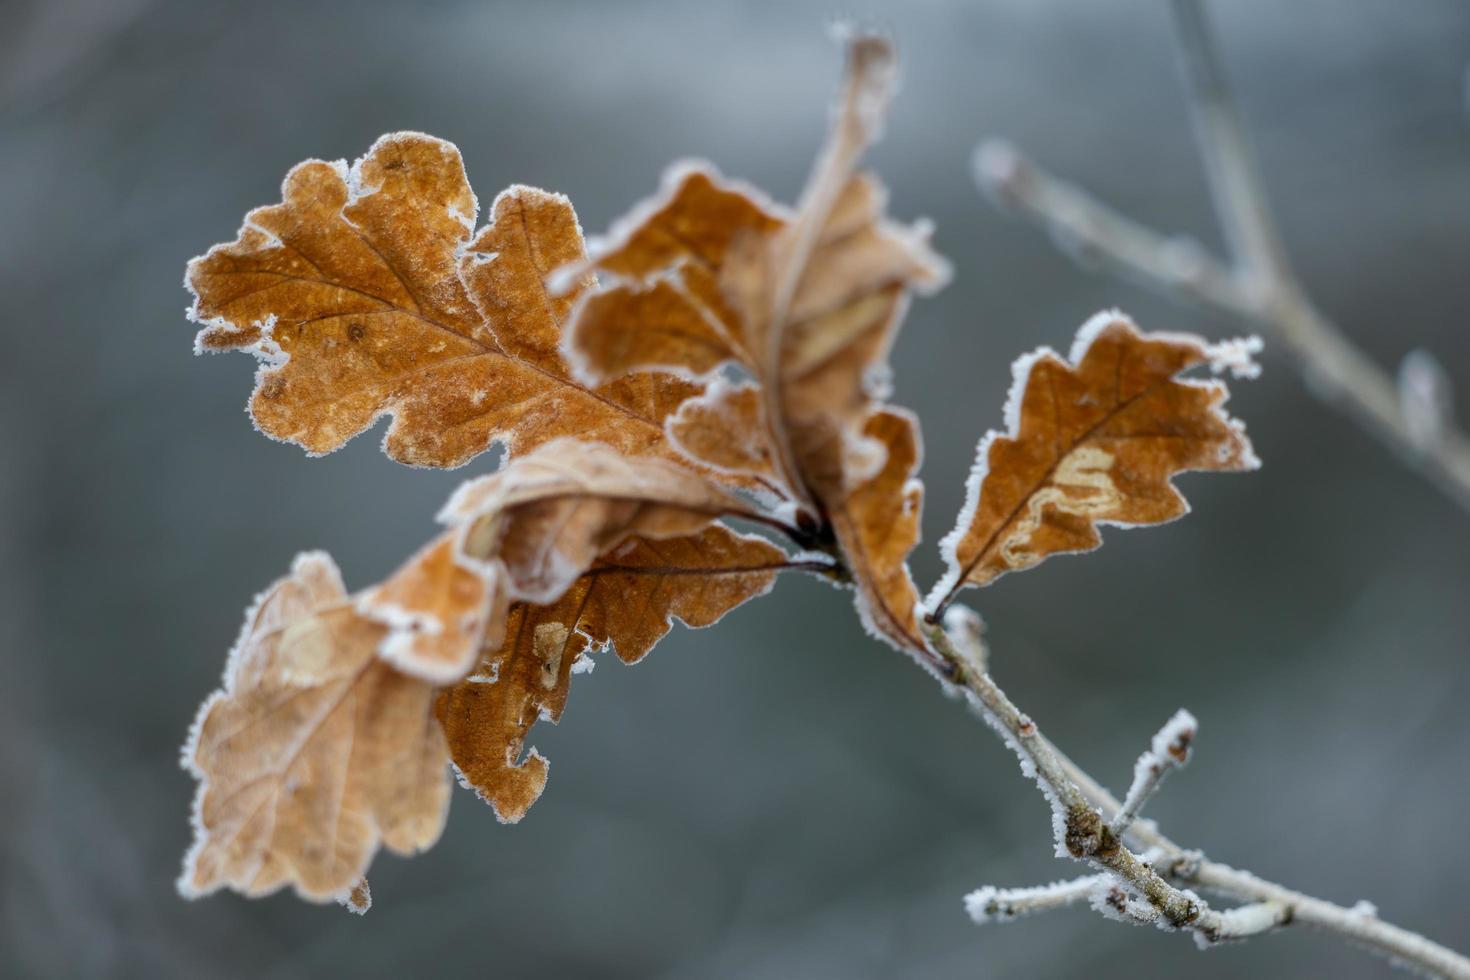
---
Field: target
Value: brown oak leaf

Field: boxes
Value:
[187,132,701,469]
[180,441,798,906]
[565,35,947,651]
[827,407,927,652]
[441,438,768,602]
[357,534,498,684]
[436,525,790,821]
[929,314,1259,608]
[356,437,774,684]
[179,552,450,905]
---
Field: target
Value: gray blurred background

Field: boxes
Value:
[2,0,1468,976]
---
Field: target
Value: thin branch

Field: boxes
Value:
[965,876,1105,924]
[922,621,1470,975]
[941,604,988,675]
[1111,708,1195,838]
[973,0,1470,515]
[1168,0,1289,284]
[922,622,1263,942]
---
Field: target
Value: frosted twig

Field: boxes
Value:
[973,0,1470,515]
[924,621,1470,975]
[1400,350,1456,453]
[965,876,1105,924]
[941,604,987,675]
[1111,708,1196,837]
[924,622,1259,943]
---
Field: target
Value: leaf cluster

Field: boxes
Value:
[178,35,1257,910]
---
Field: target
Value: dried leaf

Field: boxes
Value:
[442,438,763,605]
[825,407,926,652]
[435,591,590,823]
[180,440,789,904]
[188,132,700,469]
[437,525,788,821]
[560,163,787,379]
[340,878,372,915]
[666,379,779,485]
[355,436,769,686]
[357,535,498,684]
[180,552,449,905]
[565,36,947,650]
[930,314,1259,606]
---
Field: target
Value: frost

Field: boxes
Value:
[941,604,986,674]
[959,688,1069,855]
[1399,348,1454,450]
[1191,901,1282,949]
[964,876,1103,924]
[1089,880,1162,927]
[1203,335,1263,380]
[839,423,889,491]
[337,879,371,916]
[450,758,546,826]
[1113,708,1197,836]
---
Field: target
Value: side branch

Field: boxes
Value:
[1111,708,1195,838]
[965,876,1104,924]
[921,622,1470,976]
[973,0,1470,514]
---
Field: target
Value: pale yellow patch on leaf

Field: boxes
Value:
[932,315,1258,603]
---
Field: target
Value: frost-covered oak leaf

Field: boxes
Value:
[437,525,788,821]
[929,314,1259,607]
[357,437,770,684]
[565,35,947,652]
[826,408,927,651]
[442,438,767,601]
[357,534,497,684]
[180,552,450,906]
[187,132,700,469]
[562,164,785,381]
[566,41,946,493]
[181,439,793,906]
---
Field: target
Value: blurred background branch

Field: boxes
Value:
[976,0,1470,515]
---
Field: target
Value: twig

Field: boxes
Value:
[1111,708,1195,838]
[973,0,1470,514]
[1168,0,1288,285]
[965,876,1105,924]
[923,621,1470,975]
[941,604,988,675]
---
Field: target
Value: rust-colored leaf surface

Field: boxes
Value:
[180,552,449,905]
[353,438,759,687]
[826,408,926,652]
[931,315,1259,606]
[179,440,792,906]
[436,525,788,821]
[667,379,778,484]
[188,133,699,469]
[565,36,947,650]
[442,438,763,606]
[357,534,496,684]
